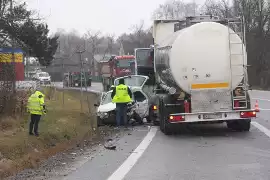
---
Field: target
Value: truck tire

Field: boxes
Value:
[226,119,251,131]
[159,98,173,135]
[159,98,164,132]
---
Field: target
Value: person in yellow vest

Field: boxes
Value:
[111,79,132,127]
[27,88,46,136]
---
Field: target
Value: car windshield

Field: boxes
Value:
[116,59,134,67]
[101,91,112,105]
[114,76,146,87]
[38,73,49,77]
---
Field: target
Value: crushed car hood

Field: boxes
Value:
[97,102,116,113]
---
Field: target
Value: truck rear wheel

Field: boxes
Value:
[159,98,173,135]
[226,119,251,131]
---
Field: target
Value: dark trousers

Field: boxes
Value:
[116,103,127,126]
[29,114,41,134]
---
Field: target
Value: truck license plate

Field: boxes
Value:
[203,113,222,119]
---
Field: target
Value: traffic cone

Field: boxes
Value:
[255,100,260,112]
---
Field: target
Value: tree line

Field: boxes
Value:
[52,21,153,74]
[153,0,270,88]
[2,0,269,88]
[0,0,58,66]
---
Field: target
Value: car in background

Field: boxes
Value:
[95,75,151,125]
[32,72,51,85]
[63,72,92,87]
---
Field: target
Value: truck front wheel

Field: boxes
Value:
[226,119,251,132]
[159,98,173,135]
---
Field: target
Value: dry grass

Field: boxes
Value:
[0,87,99,178]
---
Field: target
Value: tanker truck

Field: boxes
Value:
[149,15,258,135]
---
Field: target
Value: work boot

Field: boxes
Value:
[29,132,34,136]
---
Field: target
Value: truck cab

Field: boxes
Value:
[113,55,136,77]
[99,55,136,92]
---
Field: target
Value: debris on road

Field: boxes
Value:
[104,139,117,150]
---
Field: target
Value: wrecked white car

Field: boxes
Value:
[95,75,150,126]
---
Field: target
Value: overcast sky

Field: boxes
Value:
[26,0,206,36]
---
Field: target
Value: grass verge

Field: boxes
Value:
[0,87,99,178]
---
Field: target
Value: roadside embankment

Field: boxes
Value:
[0,87,109,179]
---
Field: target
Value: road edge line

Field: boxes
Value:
[251,121,270,138]
[107,127,158,180]
[252,98,270,102]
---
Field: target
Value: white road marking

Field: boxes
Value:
[107,127,158,180]
[259,108,270,111]
[252,98,270,102]
[252,122,270,138]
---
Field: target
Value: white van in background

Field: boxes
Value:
[33,72,51,85]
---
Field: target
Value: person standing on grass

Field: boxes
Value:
[27,87,46,137]
[111,79,132,127]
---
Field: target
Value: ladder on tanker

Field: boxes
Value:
[227,18,248,109]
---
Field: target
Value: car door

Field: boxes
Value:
[99,92,106,104]
[132,90,149,118]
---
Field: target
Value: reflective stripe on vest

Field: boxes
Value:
[112,84,131,103]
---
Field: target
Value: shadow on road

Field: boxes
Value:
[165,123,251,137]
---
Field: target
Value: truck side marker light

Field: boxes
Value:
[240,111,256,118]
[169,115,185,122]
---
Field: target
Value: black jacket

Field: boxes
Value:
[111,85,132,100]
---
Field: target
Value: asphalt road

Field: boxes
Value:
[58,90,270,180]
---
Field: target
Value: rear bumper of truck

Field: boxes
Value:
[168,109,257,124]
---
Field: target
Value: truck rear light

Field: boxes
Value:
[184,100,190,113]
[240,111,256,118]
[152,105,157,110]
[169,115,185,122]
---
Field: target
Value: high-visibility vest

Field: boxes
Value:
[112,84,132,103]
[27,91,45,115]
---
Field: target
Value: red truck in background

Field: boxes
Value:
[99,55,135,91]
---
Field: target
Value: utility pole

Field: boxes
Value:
[193,0,196,16]
[76,48,85,112]
[10,0,16,92]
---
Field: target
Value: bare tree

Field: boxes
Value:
[152,0,199,19]
[203,0,270,88]
[85,30,102,74]
[117,21,152,54]
[202,0,234,18]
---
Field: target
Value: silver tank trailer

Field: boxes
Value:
[154,21,246,95]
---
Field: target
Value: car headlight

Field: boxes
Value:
[97,112,108,118]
